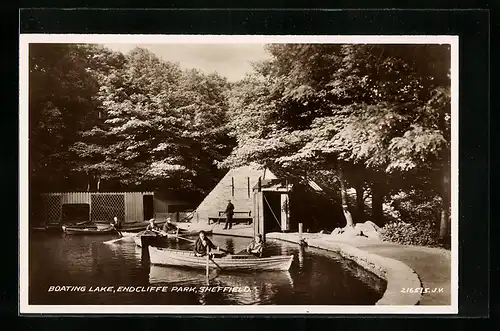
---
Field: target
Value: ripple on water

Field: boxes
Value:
[28,232,386,305]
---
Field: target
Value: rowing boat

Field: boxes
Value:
[95,220,167,232]
[134,231,171,248]
[62,224,116,235]
[148,246,294,271]
[133,229,211,248]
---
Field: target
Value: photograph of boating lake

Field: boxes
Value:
[20,35,457,313]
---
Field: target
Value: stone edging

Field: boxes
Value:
[266,233,422,306]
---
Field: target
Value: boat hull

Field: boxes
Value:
[148,247,294,271]
[63,225,116,235]
[107,220,167,232]
[134,233,169,248]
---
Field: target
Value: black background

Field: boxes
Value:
[5,4,492,327]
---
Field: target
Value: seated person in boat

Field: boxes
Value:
[193,230,220,257]
[146,219,160,234]
[246,234,264,257]
[111,216,122,229]
[162,218,178,234]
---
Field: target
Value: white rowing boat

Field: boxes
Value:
[148,246,294,271]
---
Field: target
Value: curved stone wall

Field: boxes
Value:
[266,233,422,305]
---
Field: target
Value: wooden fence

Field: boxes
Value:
[38,192,153,224]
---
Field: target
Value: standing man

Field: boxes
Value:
[223,199,234,230]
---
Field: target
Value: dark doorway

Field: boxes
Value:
[263,192,282,234]
[61,204,90,224]
[143,195,154,221]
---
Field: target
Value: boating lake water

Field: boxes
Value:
[29,232,386,305]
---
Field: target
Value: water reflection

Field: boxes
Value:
[29,232,386,305]
[298,246,305,270]
[149,265,294,305]
[225,238,235,254]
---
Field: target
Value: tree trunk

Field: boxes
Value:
[439,173,451,239]
[354,180,365,223]
[338,163,354,228]
[371,182,384,227]
[97,177,101,192]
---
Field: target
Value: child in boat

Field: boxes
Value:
[246,234,264,257]
[193,230,220,257]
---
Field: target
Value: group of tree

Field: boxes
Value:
[222,44,451,243]
[29,43,234,201]
[29,43,451,244]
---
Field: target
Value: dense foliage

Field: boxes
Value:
[29,43,451,245]
[30,44,234,200]
[379,221,441,247]
[222,44,451,243]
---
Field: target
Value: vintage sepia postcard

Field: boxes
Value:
[19,34,458,314]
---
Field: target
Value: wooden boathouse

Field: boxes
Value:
[192,165,277,225]
[191,164,344,236]
[252,175,345,236]
[35,191,193,225]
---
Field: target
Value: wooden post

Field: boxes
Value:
[89,193,93,223]
[281,194,289,231]
[206,245,210,279]
[298,223,303,240]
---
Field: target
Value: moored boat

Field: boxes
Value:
[113,220,167,232]
[134,231,170,248]
[148,247,294,272]
[62,224,116,235]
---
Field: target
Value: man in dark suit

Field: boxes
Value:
[223,200,235,230]
[193,230,219,257]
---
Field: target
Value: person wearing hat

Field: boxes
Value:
[145,218,159,234]
[223,200,235,230]
[162,217,178,234]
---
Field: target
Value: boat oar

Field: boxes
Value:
[113,225,123,238]
[209,255,223,270]
[103,231,135,244]
[176,236,196,243]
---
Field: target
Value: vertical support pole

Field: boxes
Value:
[299,223,303,241]
[89,193,93,223]
[206,245,209,279]
[280,194,289,231]
[231,177,235,197]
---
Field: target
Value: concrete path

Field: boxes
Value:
[211,223,254,238]
[175,222,255,238]
[281,233,452,305]
[359,244,451,305]
[174,223,451,305]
